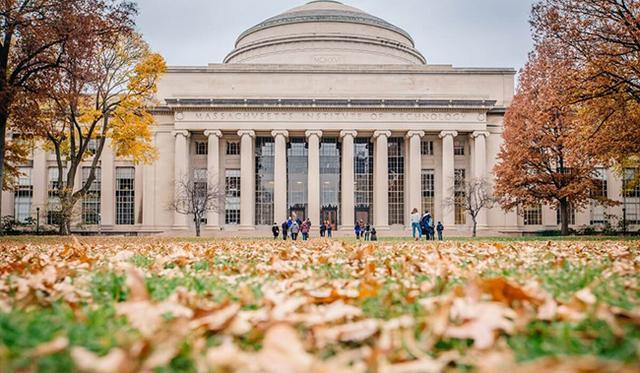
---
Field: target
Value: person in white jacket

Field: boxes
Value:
[410,208,422,240]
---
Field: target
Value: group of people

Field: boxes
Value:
[273,217,313,241]
[319,220,333,237]
[410,208,444,240]
[354,220,378,241]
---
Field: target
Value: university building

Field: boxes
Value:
[4,1,639,235]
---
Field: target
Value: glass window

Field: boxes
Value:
[421,140,434,156]
[454,141,465,156]
[226,142,240,155]
[255,137,274,225]
[287,138,308,219]
[591,168,608,224]
[388,138,405,225]
[556,205,576,225]
[624,168,640,224]
[195,141,208,155]
[86,139,99,156]
[524,204,542,225]
[225,169,240,224]
[14,167,33,223]
[47,167,62,225]
[320,138,341,227]
[421,169,435,217]
[82,167,101,225]
[115,167,135,225]
[354,138,373,225]
[454,169,466,225]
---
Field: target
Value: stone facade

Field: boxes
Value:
[4,1,639,235]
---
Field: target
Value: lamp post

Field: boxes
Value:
[36,207,40,235]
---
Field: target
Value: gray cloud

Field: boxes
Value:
[135,0,534,70]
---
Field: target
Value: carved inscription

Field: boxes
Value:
[177,111,478,123]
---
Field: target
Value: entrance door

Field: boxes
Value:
[321,207,338,230]
[355,207,371,226]
[289,207,306,221]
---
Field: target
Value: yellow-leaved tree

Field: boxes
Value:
[39,32,165,234]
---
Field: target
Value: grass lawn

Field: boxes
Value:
[0,237,639,371]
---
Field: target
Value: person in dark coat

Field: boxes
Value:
[370,227,378,241]
[354,221,362,239]
[420,212,432,240]
[272,223,280,239]
[281,221,289,240]
[327,221,333,238]
[436,221,444,241]
[320,221,326,237]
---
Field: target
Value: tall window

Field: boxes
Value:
[47,167,62,225]
[225,169,241,224]
[454,169,466,225]
[354,138,373,225]
[82,167,101,224]
[115,167,135,225]
[421,140,434,156]
[591,168,608,224]
[195,141,208,155]
[320,138,341,227]
[556,205,576,225]
[421,169,435,216]
[524,205,542,225]
[388,138,405,225]
[454,141,465,156]
[255,137,274,225]
[623,168,640,224]
[14,167,33,223]
[227,142,240,155]
[287,138,308,219]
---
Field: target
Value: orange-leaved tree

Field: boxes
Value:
[532,0,640,172]
[494,42,613,235]
[0,0,136,220]
[39,32,165,235]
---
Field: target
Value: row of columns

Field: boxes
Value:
[173,128,491,230]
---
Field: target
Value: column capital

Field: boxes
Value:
[405,130,425,139]
[471,130,490,139]
[172,130,190,138]
[439,130,458,139]
[373,130,392,139]
[237,130,255,138]
[340,130,358,138]
[203,130,222,138]
[305,130,323,139]
[271,129,289,138]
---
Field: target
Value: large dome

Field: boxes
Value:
[224,0,426,65]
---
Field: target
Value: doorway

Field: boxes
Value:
[321,206,338,230]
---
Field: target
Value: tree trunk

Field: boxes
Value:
[559,199,570,236]
[195,219,201,237]
[471,216,478,238]
[0,107,8,233]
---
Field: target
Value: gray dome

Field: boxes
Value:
[225,1,426,65]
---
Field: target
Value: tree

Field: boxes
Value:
[0,0,136,220]
[532,0,640,170]
[445,176,496,238]
[494,42,613,236]
[40,32,165,234]
[170,173,225,237]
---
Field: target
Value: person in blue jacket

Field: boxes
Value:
[420,211,432,240]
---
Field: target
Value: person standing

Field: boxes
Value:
[354,220,362,240]
[291,221,300,240]
[327,221,333,238]
[410,208,422,240]
[272,222,280,240]
[281,220,289,240]
[370,227,378,241]
[420,211,432,240]
[301,220,309,241]
[320,220,326,237]
[436,221,444,241]
[363,223,371,241]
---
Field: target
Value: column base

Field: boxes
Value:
[374,225,390,231]
[339,225,354,232]
[239,225,256,231]
[205,225,221,231]
[172,225,189,230]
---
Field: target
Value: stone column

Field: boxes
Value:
[272,130,289,224]
[205,130,223,229]
[373,130,391,229]
[471,131,489,228]
[238,130,255,230]
[406,131,425,219]
[306,130,322,228]
[340,130,357,230]
[173,130,190,229]
[142,133,157,227]
[439,130,458,227]
[100,138,115,228]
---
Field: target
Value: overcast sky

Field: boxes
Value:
[135,0,535,71]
